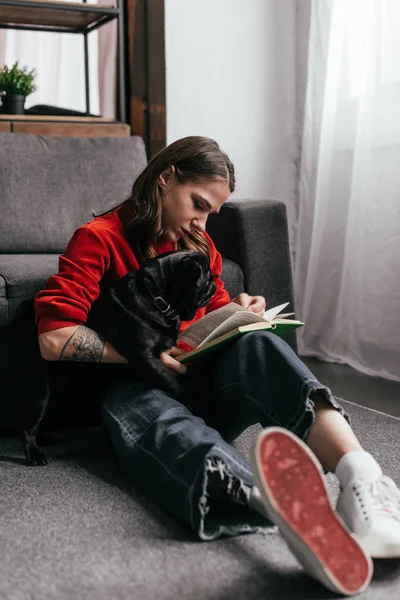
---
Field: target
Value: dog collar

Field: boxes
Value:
[142,277,179,322]
[153,295,179,321]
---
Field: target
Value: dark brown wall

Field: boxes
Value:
[126,0,166,158]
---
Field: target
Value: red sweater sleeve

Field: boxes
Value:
[35,226,119,334]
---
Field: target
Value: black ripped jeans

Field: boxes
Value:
[99,331,348,540]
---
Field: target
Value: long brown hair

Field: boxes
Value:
[114,136,235,263]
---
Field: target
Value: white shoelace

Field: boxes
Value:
[352,475,400,522]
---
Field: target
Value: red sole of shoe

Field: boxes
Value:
[254,429,372,595]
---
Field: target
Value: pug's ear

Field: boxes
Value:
[178,256,203,284]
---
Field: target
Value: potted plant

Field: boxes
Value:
[0,61,37,115]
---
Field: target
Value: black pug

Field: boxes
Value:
[11,250,216,466]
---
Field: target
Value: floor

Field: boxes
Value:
[302,356,400,418]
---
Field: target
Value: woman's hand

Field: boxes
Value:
[161,346,188,375]
[232,293,266,317]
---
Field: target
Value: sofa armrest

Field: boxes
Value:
[206,198,297,352]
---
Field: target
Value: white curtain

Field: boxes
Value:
[294,0,400,382]
[0,31,5,67]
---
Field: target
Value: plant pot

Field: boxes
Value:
[1,93,26,115]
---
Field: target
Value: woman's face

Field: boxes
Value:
[159,169,231,244]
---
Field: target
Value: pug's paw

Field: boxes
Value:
[25,445,48,466]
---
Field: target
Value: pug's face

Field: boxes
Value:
[143,250,216,321]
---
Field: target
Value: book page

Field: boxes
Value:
[177,302,247,349]
[197,310,268,347]
[263,302,290,321]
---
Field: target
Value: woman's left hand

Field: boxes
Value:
[232,293,266,316]
[161,346,187,375]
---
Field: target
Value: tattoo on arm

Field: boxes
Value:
[60,326,105,362]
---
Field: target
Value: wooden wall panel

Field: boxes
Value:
[126,0,165,158]
[0,121,10,132]
[127,0,147,146]
[146,0,166,157]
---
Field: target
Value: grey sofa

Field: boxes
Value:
[0,132,296,432]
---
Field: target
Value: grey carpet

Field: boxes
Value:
[1,398,400,600]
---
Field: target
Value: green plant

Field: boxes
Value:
[0,61,37,96]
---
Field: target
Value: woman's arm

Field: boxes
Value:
[38,326,128,364]
[39,327,187,376]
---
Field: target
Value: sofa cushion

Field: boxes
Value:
[0,133,147,253]
[221,258,244,300]
[0,255,244,328]
[0,254,60,326]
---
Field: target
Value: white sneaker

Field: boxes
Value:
[252,427,373,597]
[336,474,400,558]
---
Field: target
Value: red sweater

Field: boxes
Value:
[34,209,231,344]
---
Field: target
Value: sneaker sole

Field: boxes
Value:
[252,427,373,596]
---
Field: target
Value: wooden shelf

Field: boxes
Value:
[0,114,116,121]
[0,0,118,33]
[0,114,131,136]
[0,0,127,123]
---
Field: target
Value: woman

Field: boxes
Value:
[34,136,400,596]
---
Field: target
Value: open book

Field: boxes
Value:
[177,301,304,364]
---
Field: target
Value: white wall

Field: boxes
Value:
[165,0,298,230]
